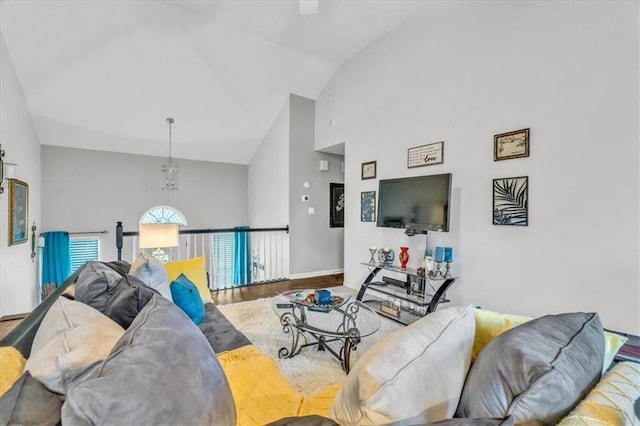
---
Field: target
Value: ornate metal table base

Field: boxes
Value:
[277,304,362,373]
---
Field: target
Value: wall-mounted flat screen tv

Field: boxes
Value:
[376,173,452,232]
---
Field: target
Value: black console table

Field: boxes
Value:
[356,262,456,326]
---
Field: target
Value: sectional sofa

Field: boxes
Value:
[1,258,638,425]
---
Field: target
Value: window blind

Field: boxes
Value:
[69,238,100,271]
[212,233,234,287]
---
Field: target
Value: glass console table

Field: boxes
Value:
[357,262,457,326]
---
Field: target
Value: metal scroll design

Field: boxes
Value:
[278,310,306,359]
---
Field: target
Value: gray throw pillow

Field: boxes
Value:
[457,312,604,425]
[62,295,236,426]
[104,275,159,329]
[129,253,173,301]
[0,372,63,426]
[74,261,123,313]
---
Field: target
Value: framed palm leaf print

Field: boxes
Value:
[493,176,528,226]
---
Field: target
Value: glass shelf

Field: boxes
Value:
[358,261,457,325]
[365,281,449,307]
[360,262,458,281]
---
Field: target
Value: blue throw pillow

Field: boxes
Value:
[170,273,205,325]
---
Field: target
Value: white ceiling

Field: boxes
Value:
[1,0,441,164]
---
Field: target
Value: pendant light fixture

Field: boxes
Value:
[162,117,178,191]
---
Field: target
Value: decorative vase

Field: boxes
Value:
[399,246,409,269]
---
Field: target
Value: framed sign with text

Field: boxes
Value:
[407,141,444,168]
[494,128,530,161]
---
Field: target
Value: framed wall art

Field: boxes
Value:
[493,176,528,226]
[9,179,29,245]
[329,183,344,228]
[408,141,444,168]
[361,191,376,222]
[361,161,376,180]
[494,128,530,161]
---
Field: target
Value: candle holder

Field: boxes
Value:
[434,246,445,278]
[434,261,444,278]
[444,261,453,278]
[444,247,454,278]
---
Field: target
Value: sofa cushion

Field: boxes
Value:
[74,261,123,314]
[329,305,475,425]
[129,253,172,301]
[457,312,604,424]
[473,308,627,373]
[170,273,205,325]
[105,275,159,329]
[430,417,513,425]
[0,346,26,396]
[199,302,251,353]
[62,295,236,426]
[0,372,63,426]
[164,256,213,303]
[24,297,125,394]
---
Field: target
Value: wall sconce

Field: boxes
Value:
[0,144,18,194]
[319,160,329,171]
[138,223,179,263]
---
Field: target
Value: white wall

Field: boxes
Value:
[249,97,290,227]
[41,145,248,262]
[0,34,42,316]
[289,94,344,277]
[316,2,640,334]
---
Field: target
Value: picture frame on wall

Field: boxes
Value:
[329,183,345,228]
[361,161,377,180]
[361,191,376,222]
[407,141,444,168]
[9,179,29,245]
[493,176,528,226]
[494,128,530,161]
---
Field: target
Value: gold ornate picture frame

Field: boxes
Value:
[494,128,530,161]
[9,179,28,245]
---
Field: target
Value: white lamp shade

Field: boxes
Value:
[138,223,179,248]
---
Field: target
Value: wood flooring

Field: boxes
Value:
[0,274,344,340]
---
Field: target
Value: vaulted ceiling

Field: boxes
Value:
[1,0,446,164]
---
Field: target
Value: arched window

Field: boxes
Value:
[139,205,187,226]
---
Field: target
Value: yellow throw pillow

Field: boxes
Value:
[472,308,531,360]
[603,331,628,373]
[164,256,212,303]
[0,346,26,396]
[558,361,640,425]
[472,308,628,372]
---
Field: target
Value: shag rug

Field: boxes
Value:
[218,297,403,394]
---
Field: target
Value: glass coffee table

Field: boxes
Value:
[271,289,381,373]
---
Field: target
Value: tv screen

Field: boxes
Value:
[376,173,451,232]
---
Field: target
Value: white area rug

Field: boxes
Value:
[218,297,403,394]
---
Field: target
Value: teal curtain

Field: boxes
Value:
[232,226,250,286]
[42,232,71,298]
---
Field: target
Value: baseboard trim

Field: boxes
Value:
[289,269,344,280]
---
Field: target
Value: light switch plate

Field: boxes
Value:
[308,207,315,215]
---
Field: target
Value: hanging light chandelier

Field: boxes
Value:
[162,117,178,191]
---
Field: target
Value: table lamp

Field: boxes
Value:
[138,223,179,262]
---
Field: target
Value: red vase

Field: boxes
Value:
[399,246,409,269]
